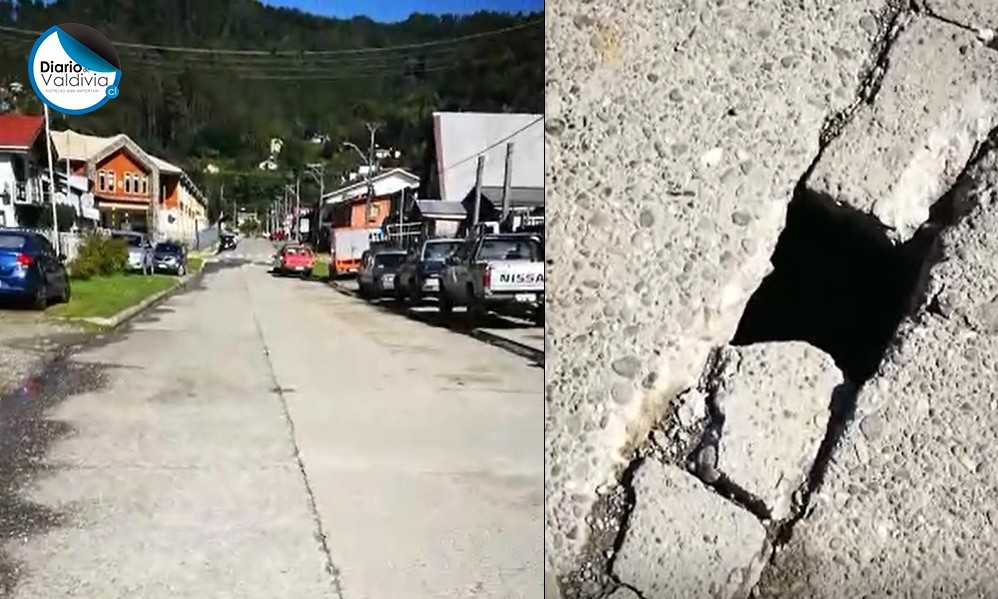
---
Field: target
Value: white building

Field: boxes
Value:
[430,112,543,203]
[321,168,419,205]
[0,114,45,228]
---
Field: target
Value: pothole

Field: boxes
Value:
[730,188,934,385]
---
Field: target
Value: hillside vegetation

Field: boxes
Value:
[0,0,542,217]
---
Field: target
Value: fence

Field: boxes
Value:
[192,225,219,252]
[26,224,220,261]
[380,222,423,251]
[24,228,110,262]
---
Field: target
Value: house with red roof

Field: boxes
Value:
[0,114,46,227]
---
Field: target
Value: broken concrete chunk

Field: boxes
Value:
[806,17,998,243]
[605,587,641,599]
[545,0,893,573]
[614,460,769,599]
[756,150,998,597]
[709,343,844,520]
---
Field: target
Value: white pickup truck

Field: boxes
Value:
[439,232,544,325]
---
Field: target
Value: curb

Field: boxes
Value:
[326,279,357,297]
[470,328,544,363]
[78,269,205,329]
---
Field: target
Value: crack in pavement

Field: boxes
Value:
[241,270,345,599]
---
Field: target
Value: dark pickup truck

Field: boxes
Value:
[395,238,463,304]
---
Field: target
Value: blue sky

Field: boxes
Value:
[264,0,543,22]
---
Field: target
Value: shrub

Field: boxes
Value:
[69,234,128,280]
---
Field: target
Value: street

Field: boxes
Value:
[0,238,542,599]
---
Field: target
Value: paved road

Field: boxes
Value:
[1,239,543,598]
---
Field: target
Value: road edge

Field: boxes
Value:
[471,328,544,363]
[78,269,205,329]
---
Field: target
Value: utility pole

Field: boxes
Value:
[472,155,485,231]
[43,104,59,255]
[501,142,515,225]
[295,171,301,242]
[364,122,378,224]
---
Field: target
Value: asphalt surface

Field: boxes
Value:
[0,239,543,598]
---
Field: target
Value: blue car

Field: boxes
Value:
[0,229,71,310]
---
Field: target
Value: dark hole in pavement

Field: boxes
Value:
[731,189,935,385]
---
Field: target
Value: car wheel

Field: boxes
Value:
[59,281,71,304]
[32,283,47,311]
[393,285,406,306]
[303,269,312,279]
[439,290,454,316]
[178,265,187,277]
[468,294,487,325]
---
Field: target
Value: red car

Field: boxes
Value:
[272,244,314,278]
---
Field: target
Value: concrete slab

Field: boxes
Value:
[246,260,543,599]
[545,0,895,571]
[613,460,769,599]
[756,151,998,597]
[927,0,998,31]
[708,343,843,520]
[806,16,998,242]
[5,239,541,598]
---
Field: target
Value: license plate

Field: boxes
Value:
[382,275,395,289]
[423,279,439,291]
[294,266,304,271]
[515,293,537,303]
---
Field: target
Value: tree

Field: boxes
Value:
[0,2,542,177]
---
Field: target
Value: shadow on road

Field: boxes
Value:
[323,280,543,367]
[0,355,114,594]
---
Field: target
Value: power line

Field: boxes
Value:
[441,116,542,172]
[0,18,541,56]
[0,28,543,68]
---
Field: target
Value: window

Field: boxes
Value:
[141,176,148,195]
[107,171,115,192]
[98,171,106,191]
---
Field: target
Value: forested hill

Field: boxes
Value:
[0,0,542,188]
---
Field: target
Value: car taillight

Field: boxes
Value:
[483,265,491,289]
[16,253,33,267]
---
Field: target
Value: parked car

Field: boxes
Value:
[357,248,407,300]
[153,241,188,276]
[272,244,314,277]
[219,232,237,251]
[440,232,544,325]
[0,229,71,309]
[395,238,463,305]
[111,231,154,275]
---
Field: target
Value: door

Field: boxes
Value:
[34,235,62,293]
[358,252,373,286]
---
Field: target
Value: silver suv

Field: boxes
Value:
[111,231,154,275]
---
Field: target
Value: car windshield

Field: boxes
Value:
[423,241,461,261]
[375,253,406,269]
[113,234,143,248]
[155,243,181,254]
[0,234,26,250]
[285,246,310,256]
[478,238,541,261]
